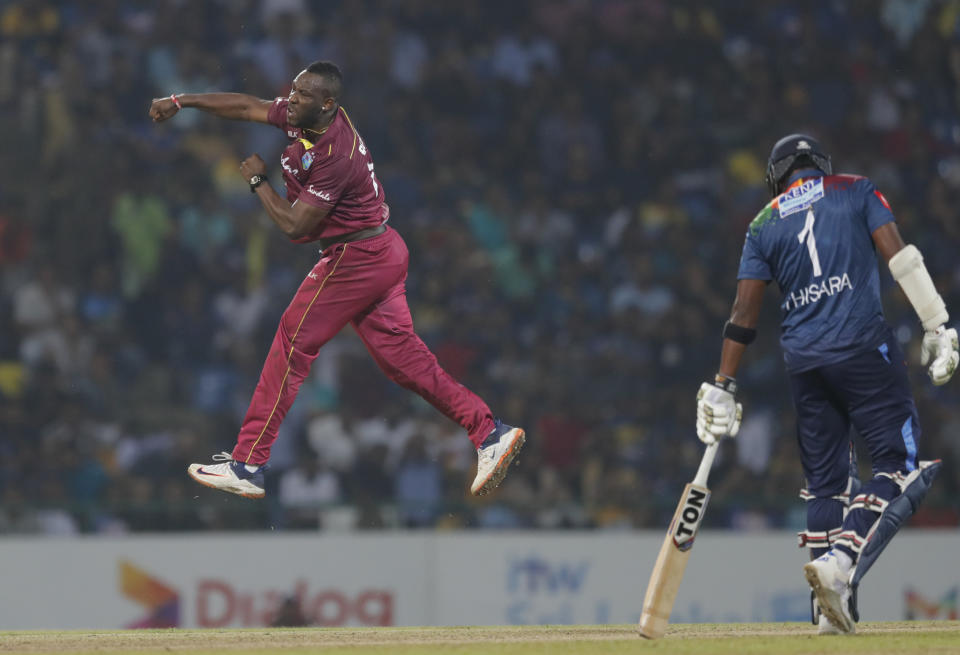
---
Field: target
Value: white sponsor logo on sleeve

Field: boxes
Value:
[281,155,299,176]
[307,186,332,202]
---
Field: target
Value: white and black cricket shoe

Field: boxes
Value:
[187,452,265,499]
[470,419,525,496]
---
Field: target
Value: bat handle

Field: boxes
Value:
[692,441,720,488]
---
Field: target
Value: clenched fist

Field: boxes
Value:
[240,154,268,181]
[149,96,180,122]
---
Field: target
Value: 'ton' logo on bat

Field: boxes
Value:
[671,488,710,552]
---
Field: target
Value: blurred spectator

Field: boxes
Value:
[394,436,442,528]
[1,0,958,533]
[13,267,75,372]
[279,454,342,529]
[350,442,392,530]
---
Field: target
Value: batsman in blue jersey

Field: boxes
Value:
[696,134,959,634]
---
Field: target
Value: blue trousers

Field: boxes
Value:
[788,338,920,559]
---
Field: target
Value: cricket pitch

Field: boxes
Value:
[2,622,958,654]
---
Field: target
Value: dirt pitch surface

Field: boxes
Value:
[2,622,959,655]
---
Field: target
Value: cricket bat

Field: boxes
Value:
[638,440,720,639]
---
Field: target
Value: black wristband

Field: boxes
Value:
[713,374,737,393]
[723,320,757,345]
[249,174,268,192]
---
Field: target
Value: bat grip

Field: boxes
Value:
[692,441,720,488]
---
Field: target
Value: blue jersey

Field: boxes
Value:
[737,172,896,372]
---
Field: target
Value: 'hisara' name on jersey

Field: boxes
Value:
[737,173,896,372]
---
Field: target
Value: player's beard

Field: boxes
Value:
[289,107,322,129]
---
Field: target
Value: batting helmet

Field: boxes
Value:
[765,134,832,197]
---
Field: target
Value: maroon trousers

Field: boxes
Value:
[232,227,494,465]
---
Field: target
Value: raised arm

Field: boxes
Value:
[149,92,274,124]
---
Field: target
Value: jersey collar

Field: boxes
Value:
[784,167,825,190]
[298,108,345,152]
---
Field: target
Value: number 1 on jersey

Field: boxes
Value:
[797,208,822,277]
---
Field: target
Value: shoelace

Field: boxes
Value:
[211,451,267,473]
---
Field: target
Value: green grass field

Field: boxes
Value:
[2,623,959,655]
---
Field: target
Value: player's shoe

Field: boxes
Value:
[818,614,842,635]
[470,419,525,496]
[811,596,842,635]
[804,552,855,635]
[187,451,265,499]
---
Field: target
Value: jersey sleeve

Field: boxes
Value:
[266,97,290,130]
[737,231,773,281]
[297,155,351,208]
[858,178,896,233]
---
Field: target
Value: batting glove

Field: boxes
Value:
[696,378,743,445]
[921,325,959,386]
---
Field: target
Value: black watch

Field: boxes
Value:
[249,174,268,192]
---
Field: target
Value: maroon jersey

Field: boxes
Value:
[267,98,389,242]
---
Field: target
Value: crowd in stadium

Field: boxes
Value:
[1,0,959,533]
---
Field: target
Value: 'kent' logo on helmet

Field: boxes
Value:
[797,140,811,150]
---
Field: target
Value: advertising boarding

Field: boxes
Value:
[0,532,956,629]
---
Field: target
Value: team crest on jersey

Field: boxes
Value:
[778,178,824,217]
[301,151,314,171]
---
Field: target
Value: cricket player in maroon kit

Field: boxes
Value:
[148,61,524,498]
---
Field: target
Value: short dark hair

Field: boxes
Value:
[304,61,343,99]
